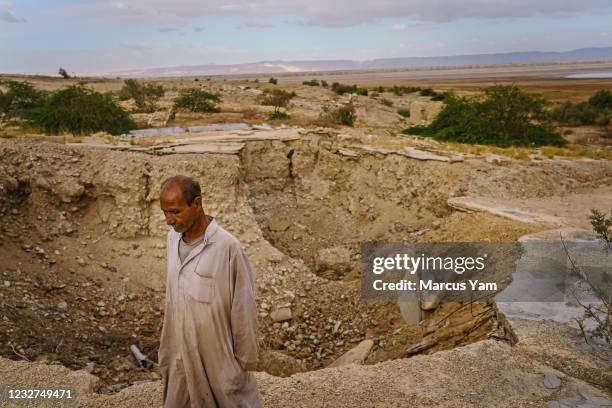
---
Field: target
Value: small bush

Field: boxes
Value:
[173,88,221,113]
[381,98,393,107]
[551,89,612,128]
[118,79,165,112]
[588,89,612,110]
[397,108,410,118]
[403,85,565,147]
[376,86,386,93]
[330,82,368,96]
[321,80,328,88]
[419,88,436,97]
[431,92,451,102]
[370,92,380,98]
[391,86,421,96]
[258,88,295,119]
[30,85,134,135]
[268,77,278,85]
[321,103,357,126]
[302,79,320,86]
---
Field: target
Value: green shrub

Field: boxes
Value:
[588,89,612,110]
[0,80,47,120]
[30,85,134,135]
[173,88,221,112]
[258,88,295,119]
[381,98,393,107]
[302,79,320,86]
[370,92,380,98]
[321,103,357,126]
[551,89,612,128]
[419,88,436,97]
[397,108,410,118]
[268,77,278,85]
[391,86,421,96]
[330,82,368,96]
[431,92,451,101]
[321,80,328,88]
[403,85,565,147]
[551,102,598,126]
[376,86,386,93]
[118,79,165,112]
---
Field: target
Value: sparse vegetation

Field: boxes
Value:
[173,88,221,113]
[29,85,134,135]
[391,86,421,96]
[320,80,328,88]
[330,82,368,96]
[321,103,357,126]
[381,98,393,107]
[397,108,410,118]
[258,88,295,119]
[268,77,278,85]
[118,79,165,113]
[302,79,320,86]
[551,89,612,130]
[404,85,566,147]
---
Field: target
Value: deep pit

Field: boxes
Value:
[1,133,610,393]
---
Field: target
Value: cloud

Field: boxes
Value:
[193,25,206,32]
[64,0,612,28]
[0,2,25,23]
[391,23,417,32]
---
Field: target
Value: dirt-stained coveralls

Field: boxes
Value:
[159,218,262,407]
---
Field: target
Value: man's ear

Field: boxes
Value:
[192,195,202,208]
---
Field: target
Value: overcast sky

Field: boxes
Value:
[1,0,612,75]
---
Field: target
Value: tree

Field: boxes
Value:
[404,85,565,147]
[118,79,165,113]
[0,80,47,121]
[58,67,71,79]
[173,88,221,112]
[30,85,134,135]
[258,88,295,119]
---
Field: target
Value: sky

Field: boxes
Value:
[1,0,612,75]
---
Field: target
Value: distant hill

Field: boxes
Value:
[106,46,612,77]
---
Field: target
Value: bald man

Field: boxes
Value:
[158,175,262,408]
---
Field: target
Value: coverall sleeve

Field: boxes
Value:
[230,246,259,371]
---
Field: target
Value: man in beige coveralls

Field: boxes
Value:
[158,175,262,408]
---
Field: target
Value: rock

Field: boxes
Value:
[76,257,87,266]
[316,246,352,274]
[270,307,292,322]
[547,402,561,408]
[329,339,374,368]
[34,177,51,190]
[85,362,96,373]
[3,281,10,287]
[53,179,85,203]
[269,217,292,232]
[257,350,305,377]
[57,301,68,311]
[543,372,561,389]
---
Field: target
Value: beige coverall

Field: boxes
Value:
[159,218,262,407]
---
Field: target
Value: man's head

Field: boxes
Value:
[159,175,203,233]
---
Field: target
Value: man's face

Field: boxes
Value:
[160,184,200,233]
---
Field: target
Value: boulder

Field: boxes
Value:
[329,339,374,368]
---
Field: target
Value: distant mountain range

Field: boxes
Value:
[107,46,612,78]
